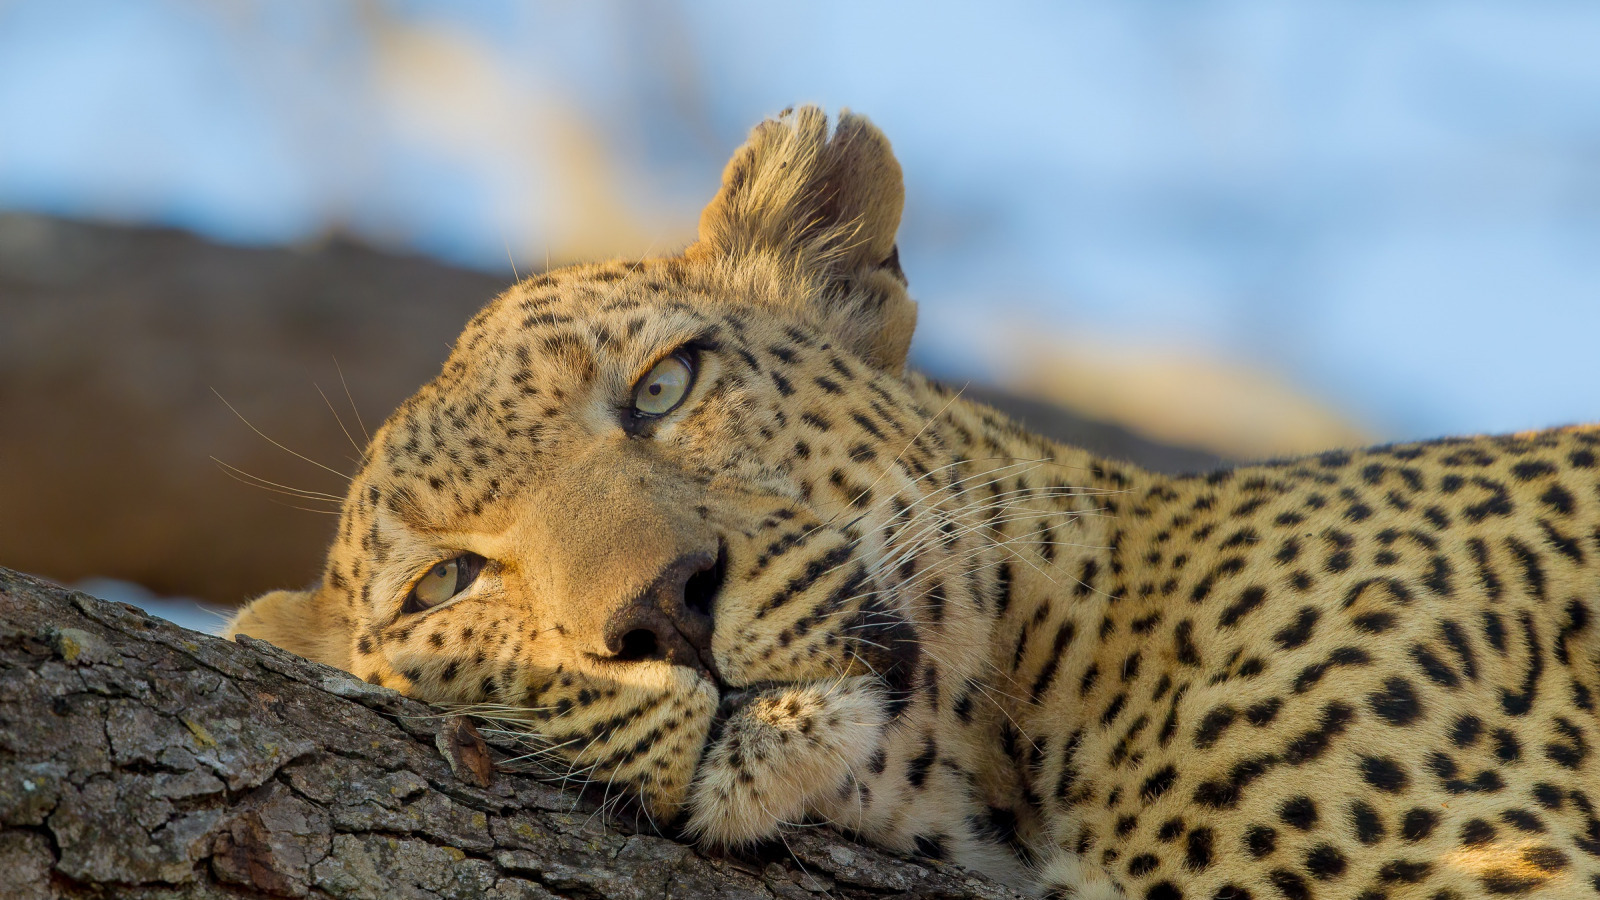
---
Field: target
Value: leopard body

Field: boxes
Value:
[227,107,1600,898]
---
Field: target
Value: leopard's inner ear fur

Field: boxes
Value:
[689,106,917,374]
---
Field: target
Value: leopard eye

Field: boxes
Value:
[633,353,693,417]
[404,553,485,613]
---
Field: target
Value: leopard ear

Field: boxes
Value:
[223,587,352,671]
[690,106,916,373]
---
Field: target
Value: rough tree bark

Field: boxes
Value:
[0,567,1023,900]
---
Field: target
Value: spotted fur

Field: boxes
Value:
[228,107,1600,898]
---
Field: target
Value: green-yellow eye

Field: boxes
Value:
[415,560,459,607]
[633,353,693,416]
[404,553,486,613]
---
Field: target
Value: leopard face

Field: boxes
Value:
[339,271,994,842]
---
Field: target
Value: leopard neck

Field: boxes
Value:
[894,374,1157,797]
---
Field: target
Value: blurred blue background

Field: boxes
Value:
[2,1,1597,454]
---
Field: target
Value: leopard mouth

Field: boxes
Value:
[698,613,921,781]
[849,597,922,715]
[683,542,729,680]
[702,598,921,735]
[671,548,924,842]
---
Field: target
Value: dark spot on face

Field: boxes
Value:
[1359,755,1410,793]
[1244,825,1277,858]
[906,737,936,788]
[1281,701,1354,764]
[1492,728,1522,763]
[1401,807,1439,842]
[1369,677,1425,726]
[1377,859,1432,884]
[1304,844,1347,879]
[1349,801,1385,845]
[1245,697,1282,726]
[1193,753,1278,809]
[1193,706,1238,749]
[1127,853,1159,878]
[1273,607,1319,649]
[1269,869,1311,900]
[1279,796,1318,830]
[867,749,887,775]
[1145,882,1183,900]
[1499,808,1545,833]
[1459,818,1497,847]
[1185,826,1214,871]
[1141,765,1178,801]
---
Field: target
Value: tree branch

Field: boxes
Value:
[0,567,1021,899]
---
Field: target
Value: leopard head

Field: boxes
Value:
[227,107,1005,850]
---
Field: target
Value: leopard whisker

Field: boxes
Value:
[211,387,352,483]
[315,381,367,462]
[211,458,345,503]
[332,356,371,445]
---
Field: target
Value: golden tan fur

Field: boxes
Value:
[228,107,1600,898]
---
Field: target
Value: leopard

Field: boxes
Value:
[226,106,1600,899]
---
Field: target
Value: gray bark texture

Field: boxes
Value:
[0,566,1023,900]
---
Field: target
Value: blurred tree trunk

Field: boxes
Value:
[0,567,1020,900]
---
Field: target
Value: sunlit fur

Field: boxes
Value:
[229,107,1600,898]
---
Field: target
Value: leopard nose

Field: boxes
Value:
[601,549,723,672]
